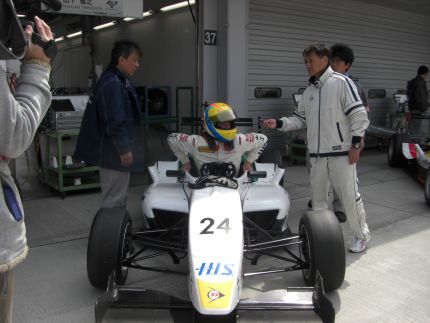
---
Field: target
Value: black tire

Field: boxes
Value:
[425,169,430,206]
[299,210,345,292]
[258,148,284,186]
[388,133,409,167]
[87,208,132,289]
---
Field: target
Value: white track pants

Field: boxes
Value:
[309,156,370,240]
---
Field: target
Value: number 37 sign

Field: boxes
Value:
[204,30,217,46]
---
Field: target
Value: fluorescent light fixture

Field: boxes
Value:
[66,31,82,38]
[93,21,116,30]
[124,10,152,21]
[17,14,26,18]
[160,0,195,12]
[143,10,153,17]
[55,36,64,42]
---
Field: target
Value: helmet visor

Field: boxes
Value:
[210,109,236,123]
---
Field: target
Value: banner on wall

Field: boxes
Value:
[43,0,144,18]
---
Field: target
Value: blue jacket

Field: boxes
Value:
[74,65,144,172]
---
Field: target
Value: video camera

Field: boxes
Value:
[0,0,62,60]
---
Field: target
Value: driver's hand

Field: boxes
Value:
[262,119,277,129]
[242,161,252,172]
[23,16,53,63]
[181,162,191,171]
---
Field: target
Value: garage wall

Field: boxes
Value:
[51,8,197,118]
[247,0,430,146]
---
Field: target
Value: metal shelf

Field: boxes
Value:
[41,129,100,198]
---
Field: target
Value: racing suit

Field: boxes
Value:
[167,133,267,175]
[277,66,370,240]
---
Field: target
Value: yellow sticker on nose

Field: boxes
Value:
[196,279,233,309]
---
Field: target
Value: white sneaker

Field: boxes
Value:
[349,236,370,253]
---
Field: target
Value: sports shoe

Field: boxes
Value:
[349,236,370,253]
[334,211,347,223]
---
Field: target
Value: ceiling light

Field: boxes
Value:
[143,10,153,17]
[93,21,116,30]
[17,14,26,18]
[66,31,82,38]
[160,0,195,12]
[123,17,136,22]
[55,36,64,42]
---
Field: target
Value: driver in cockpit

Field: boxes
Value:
[167,102,267,176]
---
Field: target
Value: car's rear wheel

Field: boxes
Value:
[87,208,132,289]
[425,169,430,206]
[299,210,345,292]
[388,133,409,167]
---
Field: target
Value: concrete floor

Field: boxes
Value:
[12,150,430,323]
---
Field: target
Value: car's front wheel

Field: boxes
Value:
[388,133,409,167]
[87,208,132,289]
[299,210,345,292]
[425,169,430,206]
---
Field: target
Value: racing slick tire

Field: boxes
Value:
[388,133,409,167]
[258,148,284,186]
[299,210,345,292]
[425,169,430,206]
[87,208,132,289]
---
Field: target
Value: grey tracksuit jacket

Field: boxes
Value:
[0,62,51,273]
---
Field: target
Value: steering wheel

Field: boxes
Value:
[200,162,236,178]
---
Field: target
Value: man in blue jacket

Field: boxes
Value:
[75,40,143,209]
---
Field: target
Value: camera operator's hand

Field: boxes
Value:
[23,16,53,64]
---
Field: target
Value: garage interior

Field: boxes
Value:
[1,1,430,322]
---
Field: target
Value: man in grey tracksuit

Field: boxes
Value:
[263,43,370,253]
[0,13,53,323]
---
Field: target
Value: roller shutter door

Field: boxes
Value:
[248,0,430,148]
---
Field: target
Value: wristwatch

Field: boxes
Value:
[351,136,362,149]
[352,142,361,149]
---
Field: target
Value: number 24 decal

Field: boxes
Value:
[200,217,231,234]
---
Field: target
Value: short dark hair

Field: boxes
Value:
[330,43,355,67]
[303,43,330,58]
[417,65,429,76]
[110,40,142,66]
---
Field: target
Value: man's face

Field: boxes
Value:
[117,50,140,77]
[303,52,329,77]
[331,57,351,74]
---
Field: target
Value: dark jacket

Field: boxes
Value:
[407,76,428,113]
[74,65,144,172]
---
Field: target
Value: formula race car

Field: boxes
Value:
[387,112,430,206]
[399,141,430,205]
[87,156,346,323]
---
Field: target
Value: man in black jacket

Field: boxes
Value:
[407,65,429,114]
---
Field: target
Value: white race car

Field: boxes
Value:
[401,142,430,205]
[87,157,345,323]
[388,131,430,206]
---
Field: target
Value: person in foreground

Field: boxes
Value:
[168,102,267,176]
[262,43,371,253]
[326,43,370,223]
[0,4,54,322]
